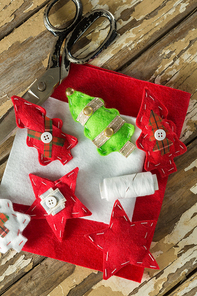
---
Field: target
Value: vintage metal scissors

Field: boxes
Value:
[0,0,117,145]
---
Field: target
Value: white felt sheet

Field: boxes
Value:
[0,98,145,224]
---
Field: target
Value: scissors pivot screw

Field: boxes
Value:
[38,81,47,92]
[66,88,75,96]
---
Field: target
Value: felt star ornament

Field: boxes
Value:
[26,168,92,241]
[85,200,159,280]
[136,88,187,177]
[0,199,30,253]
[11,96,78,166]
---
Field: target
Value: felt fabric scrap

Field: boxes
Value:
[26,168,92,241]
[136,88,187,177]
[11,96,78,166]
[0,199,30,253]
[85,200,159,280]
[67,89,135,157]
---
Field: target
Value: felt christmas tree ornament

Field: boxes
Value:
[85,200,159,280]
[11,96,78,166]
[0,199,30,253]
[66,88,135,157]
[136,88,187,177]
[26,168,92,241]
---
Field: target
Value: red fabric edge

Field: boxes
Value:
[13,63,190,282]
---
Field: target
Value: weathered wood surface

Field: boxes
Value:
[0,0,196,295]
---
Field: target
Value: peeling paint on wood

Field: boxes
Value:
[0,250,17,266]
[91,0,197,69]
[48,266,96,296]
[184,159,197,194]
[88,285,125,296]
[0,255,32,282]
[185,159,197,171]
[190,183,197,194]
[168,272,197,296]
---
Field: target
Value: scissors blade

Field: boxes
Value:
[0,68,59,146]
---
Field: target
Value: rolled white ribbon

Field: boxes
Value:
[100,172,158,201]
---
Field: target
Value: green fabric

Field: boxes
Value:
[68,90,135,156]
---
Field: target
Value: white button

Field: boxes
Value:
[41,132,52,143]
[46,196,57,208]
[154,129,166,141]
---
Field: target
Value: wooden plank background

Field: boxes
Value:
[0,0,196,295]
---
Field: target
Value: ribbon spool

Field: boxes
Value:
[100,172,158,201]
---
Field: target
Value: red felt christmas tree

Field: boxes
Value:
[11,96,78,166]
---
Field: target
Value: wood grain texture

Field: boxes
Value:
[154,138,197,242]
[0,250,45,295]
[0,136,14,164]
[0,0,50,40]
[92,0,197,69]
[1,258,75,296]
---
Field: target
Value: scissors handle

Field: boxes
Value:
[44,0,83,37]
[65,9,117,64]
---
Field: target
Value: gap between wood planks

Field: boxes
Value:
[163,267,197,296]
[118,6,197,73]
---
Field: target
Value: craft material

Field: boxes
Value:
[0,199,30,253]
[67,88,135,157]
[11,96,78,166]
[136,88,187,177]
[100,172,158,202]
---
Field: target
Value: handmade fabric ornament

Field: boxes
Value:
[85,200,159,280]
[26,168,92,241]
[66,89,135,157]
[100,172,158,202]
[136,88,187,177]
[11,96,78,166]
[0,199,30,253]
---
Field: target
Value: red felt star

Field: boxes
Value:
[11,96,78,166]
[26,168,92,241]
[85,200,159,280]
[136,88,187,177]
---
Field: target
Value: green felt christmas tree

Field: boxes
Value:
[67,88,136,157]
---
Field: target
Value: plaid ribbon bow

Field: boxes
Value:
[28,117,65,158]
[149,110,173,155]
[0,213,9,238]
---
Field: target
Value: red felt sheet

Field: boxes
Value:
[13,64,190,282]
